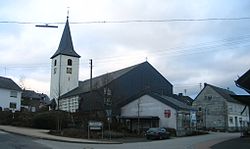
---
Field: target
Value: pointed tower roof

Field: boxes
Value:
[51,18,80,59]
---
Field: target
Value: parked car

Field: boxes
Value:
[145,127,170,140]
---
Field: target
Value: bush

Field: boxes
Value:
[0,111,12,125]
[32,110,70,130]
[49,128,87,138]
[103,130,124,138]
[11,111,34,127]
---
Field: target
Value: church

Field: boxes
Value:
[49,17,175,113]
[49,18,195,135]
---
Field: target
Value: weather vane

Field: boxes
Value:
[67,7,70,19]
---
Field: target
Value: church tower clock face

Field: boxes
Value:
[50,17,81,105]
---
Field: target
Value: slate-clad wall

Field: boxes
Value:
[109,62,173,114]
[79,62,173,115]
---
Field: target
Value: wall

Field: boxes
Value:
[121,94,177,129]
[109,62,173,114]
[59,96,79,112]
[0,88,21,111]
[227,102,249,131]
[50,55,79,102]
[193,86,227,130]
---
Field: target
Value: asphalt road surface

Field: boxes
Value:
[0,131,51,149]
[211,137,250,149]
[35,132,240,149]
[0,130,243,149]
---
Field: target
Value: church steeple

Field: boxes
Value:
[50,17,80,106]
[51,18,80,59]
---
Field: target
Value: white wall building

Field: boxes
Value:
[0,76,22,111]
[120,93,194,136]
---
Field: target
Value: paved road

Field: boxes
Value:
[0,130,242,149]
[0,131,51,149]
[35,132,240,149]
[211,137,250,149]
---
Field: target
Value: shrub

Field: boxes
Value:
[0,111,12,125]
[32,111,70,130]
[11,111,34,127]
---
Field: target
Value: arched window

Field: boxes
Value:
[67,59,72,66]
[54,60,57,66]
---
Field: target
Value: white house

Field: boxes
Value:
[120,92,194,136]
[0,76,22,111]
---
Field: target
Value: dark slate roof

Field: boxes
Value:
[0,76,22,91]
[51,18,80,59]
[205,83,239,103]
[120,92,193,111]
[60,62,142,99]
[22,90,50,102]
[235,69,250,94]
[172,94,193,105]
[155,94,194,111]
[231,95,250,106]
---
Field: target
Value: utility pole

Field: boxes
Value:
[90,59,93,91]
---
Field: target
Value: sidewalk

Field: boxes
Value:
[0,125,121,144]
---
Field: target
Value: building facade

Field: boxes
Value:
[77,61,173,114]
[21,90,50,112]
[120,93,194,136]
[50,17,80,108]
[193,83,249,131]
[0,76,22,111]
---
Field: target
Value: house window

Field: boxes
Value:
[10,91,17,98]
[229,117,233,124]
[228,105,233,112]
[66,67,72,74]
[54,60,57,66]
[198,107,202,112]
[205,95,212,100]
[67,59,72,66]
[54,68,57,74]
[9,102,17,109]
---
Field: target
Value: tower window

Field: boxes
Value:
[66,67,72,74]
[54,68,57,74]
[67,59,72,66]
[54,60,57,66]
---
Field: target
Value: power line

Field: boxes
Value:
[1,33,250,70]
[1,17,250,25]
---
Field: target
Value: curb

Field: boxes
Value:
[0,128,122,144]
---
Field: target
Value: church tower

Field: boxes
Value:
[50,17,80,105]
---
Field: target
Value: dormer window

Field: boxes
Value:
[67,59,72,66]
[54,60,57,66]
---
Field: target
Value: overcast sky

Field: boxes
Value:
[0,0,250,98]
